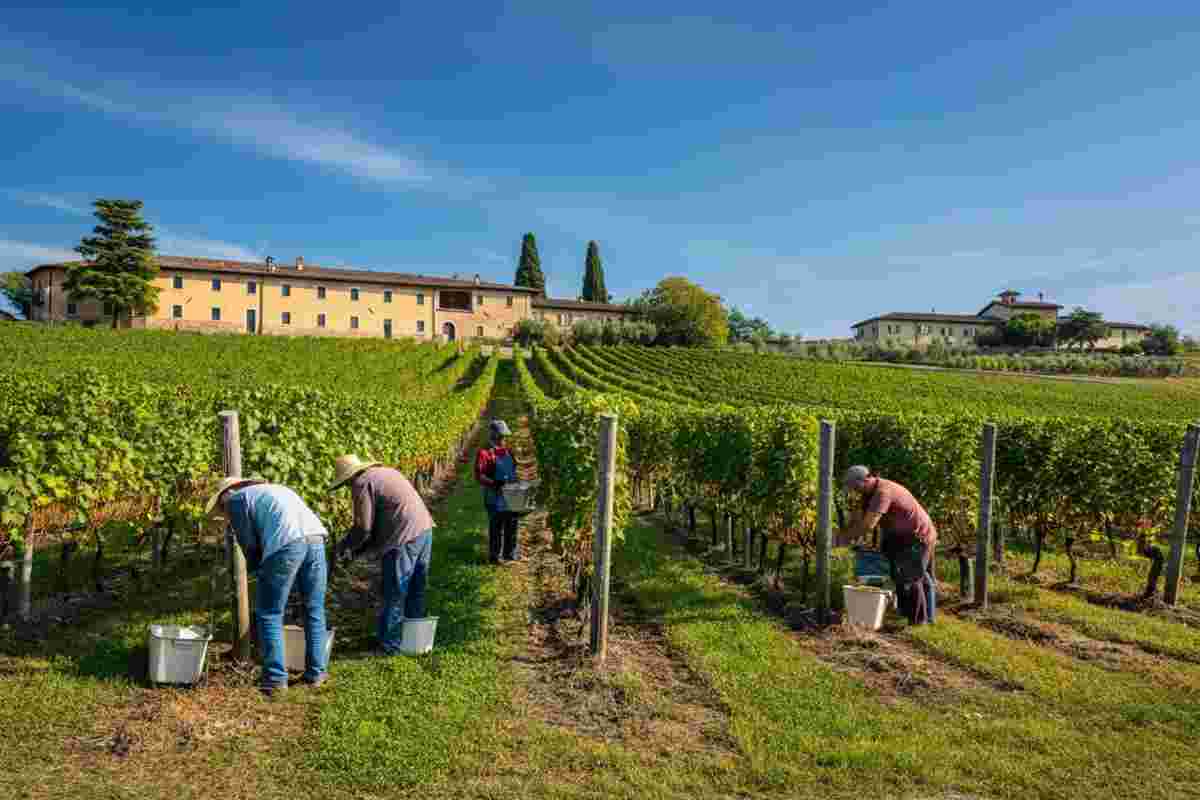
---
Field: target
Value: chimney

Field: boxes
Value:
[1038,291,1044,302]
[474,273,481,285]
[295,256,304,271]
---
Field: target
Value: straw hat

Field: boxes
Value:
[205,476,267,515]
[329,454,382,491]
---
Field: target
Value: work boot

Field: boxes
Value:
[302,672,330,688]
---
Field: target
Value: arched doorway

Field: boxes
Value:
[442,321,456,342]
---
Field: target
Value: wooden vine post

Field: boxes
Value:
[590,413,618,662]
[220,410,253,661]
[1164,423,1200,605]
[17,515,34,620]
[743,522,754,570]
[815,420,835,625]
[975,423,997,609]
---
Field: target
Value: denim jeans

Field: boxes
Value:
[255,537,328,687]
[379,530,433,654]
[487,510,519,562]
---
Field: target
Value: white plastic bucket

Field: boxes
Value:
[147,624,212,685]
[398,617,438,655]
[502,480,540,513]
[281,625,335,672]
[842,586,893,631]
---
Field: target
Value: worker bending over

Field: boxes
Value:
[331,455,435,655]
[839,465,937,625]
[207,477,330,695]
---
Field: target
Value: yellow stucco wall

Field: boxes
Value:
[854,320,993,345]
[29,266,534,341]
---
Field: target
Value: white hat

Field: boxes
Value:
[205,476,267,515]
[329,454,382,491]
[843,465,871,490]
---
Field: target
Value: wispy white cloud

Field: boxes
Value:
[0,238,77,271]
[3,60,465,191]
[154,231,260,262]
[6,190,91,216]
[7,190,261,261]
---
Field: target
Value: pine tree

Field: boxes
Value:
[514,233,546,296]
[65,199,159,329]
[581,240,608,303]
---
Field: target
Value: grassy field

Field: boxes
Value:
[4,358,1200,799]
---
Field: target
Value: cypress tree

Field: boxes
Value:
[581,240,608,303]
[65,199,159,329]
[514,233,546,296]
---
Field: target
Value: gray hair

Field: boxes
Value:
[842,465,871,491]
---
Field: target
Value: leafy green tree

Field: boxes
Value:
[580,240,608,302]
[1141,324,1182,356]
[1003,312,1056,348]
[1058,307,1107,350]
[727,306,773,343]
[630,276,729,346]
[65,199,159,329]
[1,272,33,318]
[514,318,545,346]
[514,233,546,296]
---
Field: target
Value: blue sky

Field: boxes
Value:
[3,2,1200,335]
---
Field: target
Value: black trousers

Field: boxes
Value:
[488,510,520,562]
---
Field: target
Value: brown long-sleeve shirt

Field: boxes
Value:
[342,467,435,559]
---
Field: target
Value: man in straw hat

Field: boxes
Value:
[206,477,331,695]
[330,455,434,655]
[476,419,523,565]
[838,465,937,625]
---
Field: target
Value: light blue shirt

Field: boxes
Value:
[226,484,328,572]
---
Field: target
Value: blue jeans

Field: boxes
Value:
[255,538,328,687]
[379,530,433,654]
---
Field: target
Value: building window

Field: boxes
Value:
[172,305,183,319]
[103,302,114,316]
[350,316,359,330]
[66,302,78,316]
[439,290,471,311]
[247,280,257,295]
[173,275,183,289]
[211,307,221,322]
[417,292,425,306]
[417,320,425,333]
[351,288,360,302]
[317,286,326,300]
[476,325,484,337]
[281,284,291,297]
[317,313,326,328]
[281,311,291,325]
[506,296,513,308]
[212,279,221,291]
[384,290,392,304]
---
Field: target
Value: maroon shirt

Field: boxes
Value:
[862,478,937,549]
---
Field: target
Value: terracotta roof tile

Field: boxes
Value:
[29,255,538,294]
[532,297,630,312]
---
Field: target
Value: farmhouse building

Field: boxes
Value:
[852,290,1151,350]
[26,255,628,341]
[532,296,633,327]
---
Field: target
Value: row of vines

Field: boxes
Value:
[518,345,1200,601]
[0,327,498,575]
